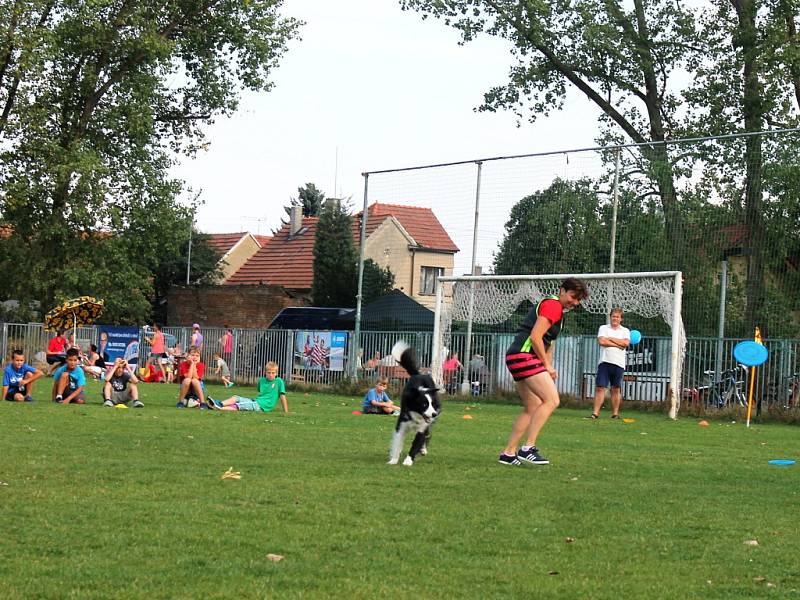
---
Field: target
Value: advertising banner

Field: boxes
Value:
[294,331,348,372]
[99,326,140,365]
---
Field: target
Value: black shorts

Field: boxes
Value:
[46,353,66,365]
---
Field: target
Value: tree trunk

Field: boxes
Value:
[732,0,766,335]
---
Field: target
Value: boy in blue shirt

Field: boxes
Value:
[52,348,86,404]
[3,349,43,402]
[361,377,400,415]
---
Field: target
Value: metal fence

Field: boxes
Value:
[3,322,798,412]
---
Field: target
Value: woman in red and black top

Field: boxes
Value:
[499,277,588,466]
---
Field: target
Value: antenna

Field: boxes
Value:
[334,146,339,198]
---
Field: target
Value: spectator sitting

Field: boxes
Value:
[176,346,206,408]
[207,361,288,413]
[361,377,400,415]
[468,354,489,395]
[46,330,68,374]
[52,348,86,404]
[103,358,142,408]
[3,349,44,402]
[82,344,107,379]
[365,351,381,371]
[213,352,234,388]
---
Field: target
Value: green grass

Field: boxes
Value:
[1,380,799,599]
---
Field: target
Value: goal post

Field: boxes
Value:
[432,271,685,419]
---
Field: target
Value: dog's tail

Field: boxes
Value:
[391,340,419,376]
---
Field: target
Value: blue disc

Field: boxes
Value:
[768,459,796,466]
[733,341,768,367]
[629,330,642,344]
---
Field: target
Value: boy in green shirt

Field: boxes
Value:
[207,361,288,413]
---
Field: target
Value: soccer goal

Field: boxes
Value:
[431,272,685,419]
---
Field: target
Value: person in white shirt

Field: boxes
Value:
[588,308,630,419]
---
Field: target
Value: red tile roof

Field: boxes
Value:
[205,232,255,256]
[225,203,458,289]
[225,217,319,288]
[358,203,459,252]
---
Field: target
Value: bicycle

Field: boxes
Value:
[701,365,748,409]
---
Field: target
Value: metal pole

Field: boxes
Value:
[351,173,370,379]
[185,216,193,285]
[716,259,728,381]
[461,161,482,395]
[607,149,621,319]
[669,272,684,420]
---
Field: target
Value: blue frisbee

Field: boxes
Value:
[768,459,796,466]
[629,329,642,345]
[733,341,768,367]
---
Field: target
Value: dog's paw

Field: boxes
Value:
[402,456,414,466]
[387,458,399,465]
[420,446,428,456]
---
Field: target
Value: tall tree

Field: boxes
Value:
[682,0,800,334]
[311,200,358,307]
[400,0,697,267]
[494,178,607,275]
[0,0,299,320]
[284,183,325,219]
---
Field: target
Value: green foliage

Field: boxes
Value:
[494,178,606,275]
[284,182,325,218]
[0,0,300,323]
[311,200,358,307]
[361,259,395,305]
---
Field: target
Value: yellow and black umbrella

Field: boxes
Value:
[44,296,105,336]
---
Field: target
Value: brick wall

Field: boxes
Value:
[167,285,308,328]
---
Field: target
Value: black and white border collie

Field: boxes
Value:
[387,340,441,466]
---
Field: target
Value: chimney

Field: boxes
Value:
[290,204,302,235]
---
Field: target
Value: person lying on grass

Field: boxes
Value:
[52,348,86,404]
[3,349,44,402]
[207,361,288,413]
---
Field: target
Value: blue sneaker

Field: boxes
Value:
[517,446,549,465]
[24,396,33,402]
[498,453,522,466]
[176,401,185,409]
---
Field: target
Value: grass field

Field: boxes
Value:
[1,379,799,599]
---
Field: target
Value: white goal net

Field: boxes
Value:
[432,271,685,419]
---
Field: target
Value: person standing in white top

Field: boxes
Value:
[588,308,630,419]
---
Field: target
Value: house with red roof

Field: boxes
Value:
[223,202,459,309]
[205,232,271,283]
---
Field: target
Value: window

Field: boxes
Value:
[420,266,444,295]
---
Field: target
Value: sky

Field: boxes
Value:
[170,1,602,270]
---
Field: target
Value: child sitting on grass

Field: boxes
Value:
[177,346,206,408]
[52,348,86,404]
[361,377,400,415]
[212,352,234,388]
[103,358,142,408]
[3,349,44,402]
[207,361,288,413]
